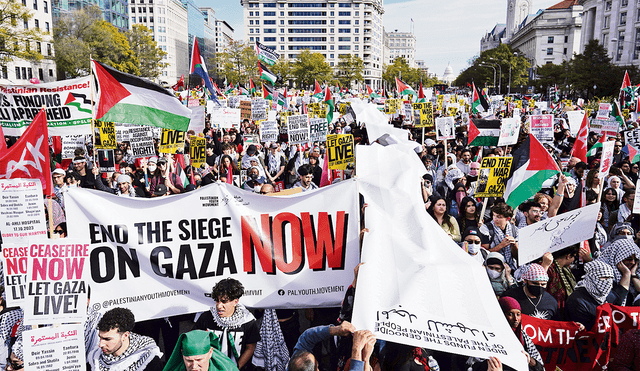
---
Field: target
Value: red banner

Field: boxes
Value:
[522,304,640,371]
[0,109,52,195]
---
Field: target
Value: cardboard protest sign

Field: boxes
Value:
[61,135,86,159]
[623,128,640,148]
[1,76,93,136]
[497,118,520,146]
[0,179,47,243]
[384,99,397,114]
[189,136,206,169]
[25,324,85,370]
[435,116,455,141]
[129,126,156,159]
[530,114,554,142]
[159,129,186,154]
[97,149,116,172]
[114,123,136,142]
[260,120,279,143]
[93,120,116,149]
[309,118,328,142]
[327,134,354,170]
[518,202,600,264]
[461,112,470,126]
[24,238,89,325]
[240,100,252,120]
[287,114,310,145]
[252,98,267,121]
[599,140,615,178]
[590,119,619,137]
[64,180,360,320]
[474,157,513,198]
[403,102,413,124]
[3,243,28,307]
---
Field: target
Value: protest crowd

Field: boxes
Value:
[4,53,640,371]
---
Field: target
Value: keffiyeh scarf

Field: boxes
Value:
[90,332,161,371]
[210,304,255,362]
[576,261,615,304]
[252,309,289,371]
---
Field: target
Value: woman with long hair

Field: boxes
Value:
[218,154,237,184]
[457,196,480,232]
[427,195,461,242]
[602,187,620,229]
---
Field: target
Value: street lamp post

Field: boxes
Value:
[479,64,496,94]
[489,58,502,95]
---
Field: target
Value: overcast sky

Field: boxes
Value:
[200,0,562,80]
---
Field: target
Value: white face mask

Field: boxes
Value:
[466,241,481,254]
[148,165,157,172]
[486,267,501,279]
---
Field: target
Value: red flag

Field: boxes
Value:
[319,154,331,187]
[418,82,425,100]
[0,109,52,195]
[172,74,185,91]
[226,167,233,185]
[570,112,589,163]
[313,79,322,96]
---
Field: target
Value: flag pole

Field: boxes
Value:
[89,56,98,168]
[479,198,489,226]
[40,103,56,239]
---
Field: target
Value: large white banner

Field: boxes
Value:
[65,180,360,321]
[1,76,93,135]
[518,203,600,265]
[353,143,528,371]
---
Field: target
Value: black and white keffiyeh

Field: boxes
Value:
[598,238,640,282]
[252,309,289,371]
[89,332,161,371]
[480,221,518,269]
[85,306,102,358]
[210,303,255,363]
[576,260,615,304]
[267,153,281,176]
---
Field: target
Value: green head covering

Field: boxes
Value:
[163,330,239,371]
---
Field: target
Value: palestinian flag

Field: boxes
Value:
[255,41,279,66]
[92,60,191,131]
[262,83,274,100]
[504,134,561,209]
[239,84,250,96]
[64,92,92,114]
[395,77,416,97]
[471,82,489,113]
[612,100,625,126]
[468,118,500,147]
[587,135,606,157]
[277,90,286,106]
[172,74,184,91]
[259,62,277,85]
[312,79,323,99]
[367,85,380,99]
[190,38,218,103]
[249,78,256,95]
[417,82,426,103]
[174,153,190,187]
[324,85,334,125]
[622,144,640,163]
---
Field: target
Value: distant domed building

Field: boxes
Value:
[442,63,455,85]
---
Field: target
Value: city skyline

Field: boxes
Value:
[200,0,560,82]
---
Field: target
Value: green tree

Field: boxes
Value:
[216,40,258,86]
[566,40,613,98]
[0,0,44,64]
[291,50,333,88]
[127,24,167,79]
[382,57,429,88]
[334,54,364,88]
[270,58,293,88]
[54,6,139,78]
[535,62,568,94]
[453,44,530,93]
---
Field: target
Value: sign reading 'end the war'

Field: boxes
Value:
[475,156,513,198]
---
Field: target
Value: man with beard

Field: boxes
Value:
[88,307,163,370]
[501,264,559,320]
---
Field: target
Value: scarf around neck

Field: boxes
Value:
[91,332,161,371]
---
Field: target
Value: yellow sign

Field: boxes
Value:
[517,100,523,109]
[384,99,397,114]
[475,156,513,198]
[338,102,351,115]
[623,109,630,121]
[327,134,354,170]
[412,102,435,128]
[190,136,206,168]
[94,120,116,149]
[307,102,325,118]
[448,106,458,117]
[159,129,186,154]
[529,99,536,108]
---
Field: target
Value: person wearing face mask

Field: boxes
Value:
[501,264,559,320]
[601,223,635,253]
[461,227,487,264]
[566,261,618,331]
[484,252,516,297]
[242,166,267,192]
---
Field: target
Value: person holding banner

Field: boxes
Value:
[493,297,543,371]
[150,158,184,196]
[293,164,318,192]
[192,278,260,370]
